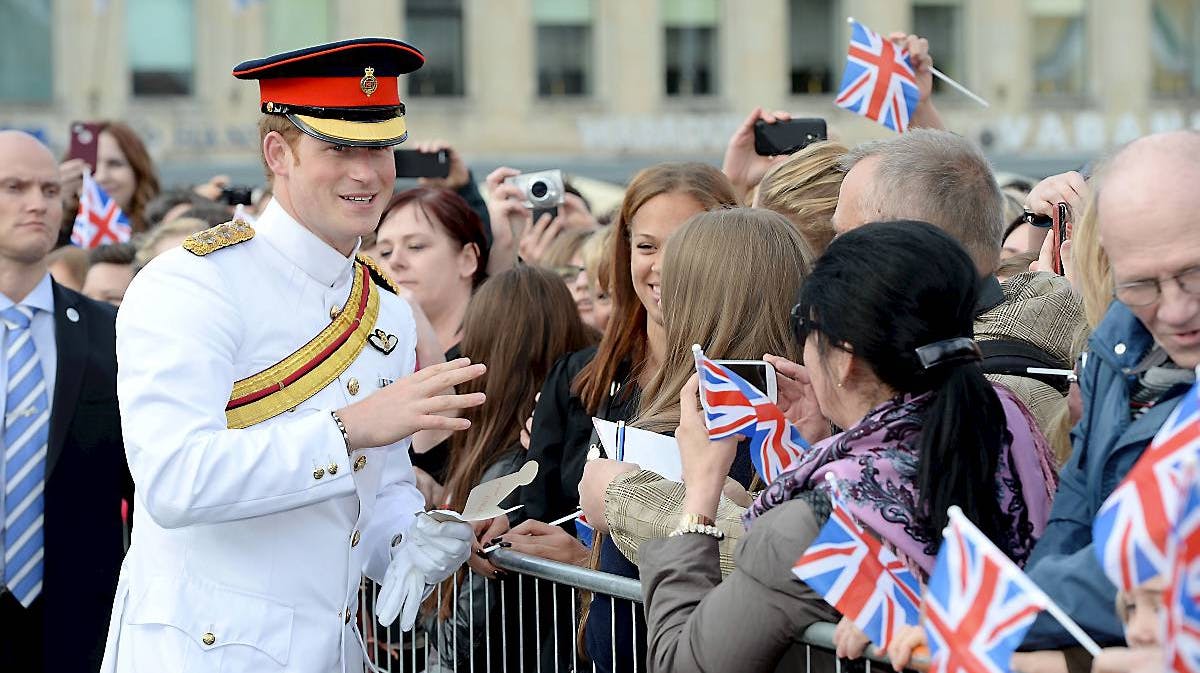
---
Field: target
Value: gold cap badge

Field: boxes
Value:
[360,66,378,97]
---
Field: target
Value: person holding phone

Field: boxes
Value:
[632,222,1056,673]
[577,207,813,577]
[60,121,160,236]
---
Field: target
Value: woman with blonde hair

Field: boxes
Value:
[575,207,814,671]
[579,226,616,332]
[753,140,848,256]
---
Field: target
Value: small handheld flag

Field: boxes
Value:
[835,19,921,133]
[792,474,921,650]
[692,345,811,484]
[926,507,1099,671]
[1094,381,1200,592]
[71,172,131,249]
[1165,462,1200,673]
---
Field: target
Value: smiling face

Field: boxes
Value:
[0,132,62,267]
[265,130,395,255]
[370,202,477,319]
[629,191,705,326]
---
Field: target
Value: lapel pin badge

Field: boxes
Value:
[66,307,80,323]
[368,328,398,355]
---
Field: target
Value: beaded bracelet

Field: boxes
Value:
[668,523,726,540]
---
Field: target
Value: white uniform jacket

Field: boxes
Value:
[101,200,425,673]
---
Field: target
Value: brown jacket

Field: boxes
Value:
[639,498,838,673]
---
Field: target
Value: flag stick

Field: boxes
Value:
[928,66,990,108]
[846,17,990,109]
[947,508,1101,656]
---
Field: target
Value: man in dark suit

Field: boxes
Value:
[0,130,131,671]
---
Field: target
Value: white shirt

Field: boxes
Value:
[102,201,424,673]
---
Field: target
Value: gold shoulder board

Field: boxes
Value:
[182,220,255,256]
[356,253,401,295]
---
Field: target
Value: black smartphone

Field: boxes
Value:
[393,149,451,179]
[754,118,828,156]
[219,186,254,206]
[1051,202,1070,276]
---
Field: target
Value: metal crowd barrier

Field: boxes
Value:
[357,549,892,673]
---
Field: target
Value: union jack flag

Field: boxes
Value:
[1094,382,1200,592]
[692,345,811,484]
[71,172,131,249]
[1166,463,1200,673]
[835,20,921,133]
[925,508,1049,673]
[792,475,921,650]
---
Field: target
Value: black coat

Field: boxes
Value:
[516,346,638,525]
[1,283,132,672]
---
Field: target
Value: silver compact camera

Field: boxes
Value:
[505,169,565,218]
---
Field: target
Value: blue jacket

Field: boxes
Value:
[1022,302,1189,648]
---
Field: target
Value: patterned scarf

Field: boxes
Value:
[743,386,1057,579]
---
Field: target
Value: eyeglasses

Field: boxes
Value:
[1113,267,1200,307]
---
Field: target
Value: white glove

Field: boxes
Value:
[376,514,474,630]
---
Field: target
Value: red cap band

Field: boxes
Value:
[259,75,399,108]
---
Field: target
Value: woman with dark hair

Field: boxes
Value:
[369,186,489,357]
[365,186,491,496]
[60,121,161,235]
[636,221,1057,673]
[423,264,596,671]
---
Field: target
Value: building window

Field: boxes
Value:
[1152,0,1200,96]
[0,0,52,103]
[1029,0,1087,96]
[267,0,330,55]
[405,0,464,97]
[663,0,719,96]
[788,0,840,94]
[534,0,593,97]
[128,0,195,96]
[914,0,962,94]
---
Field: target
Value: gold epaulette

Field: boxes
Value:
[356,253,401,294]
[182,220,255,256]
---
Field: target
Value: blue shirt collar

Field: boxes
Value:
[0,272,54,314]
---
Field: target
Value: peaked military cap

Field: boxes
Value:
[233,37,424,147]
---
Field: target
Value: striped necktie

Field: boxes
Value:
[2,305,47,607]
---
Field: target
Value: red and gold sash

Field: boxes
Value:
[225,261,380,429]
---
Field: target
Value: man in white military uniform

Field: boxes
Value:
[101,38,483,673]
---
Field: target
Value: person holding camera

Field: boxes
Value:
[100,39,484,673]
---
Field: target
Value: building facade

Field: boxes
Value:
[2,0,1199,176]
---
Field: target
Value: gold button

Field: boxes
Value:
[329,305,341,320]
[327,462,339,475]
[351,529,361,547]
[353,455,367,472]
[313,467,325,480]
[201,632,216,646]
[347,378,360,396]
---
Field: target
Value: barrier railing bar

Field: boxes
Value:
[489,549,642,602]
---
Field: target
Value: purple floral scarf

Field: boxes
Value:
[743,386,1057,579]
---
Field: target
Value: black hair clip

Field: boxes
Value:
[915,337,982,370]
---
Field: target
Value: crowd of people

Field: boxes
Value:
[2,31,1196,673]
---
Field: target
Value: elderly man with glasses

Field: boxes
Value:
[1019,130,1200,656]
